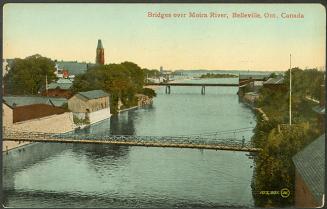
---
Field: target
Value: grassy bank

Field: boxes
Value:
[250,68,324,207]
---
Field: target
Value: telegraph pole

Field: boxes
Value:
[45,74,48,96]
[289,54,292,126]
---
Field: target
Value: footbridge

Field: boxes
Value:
[3,128,261,152]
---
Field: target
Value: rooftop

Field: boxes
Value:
[56,78,73,84]
[3,96,67,108]
[239,74,269,80]
[56,61,89,75]
[263,77,285,85]
[47,78,73,90]
[97,39,103,49]
[77,90,109,100]
[312,105,325,115]
[292,134,325,204]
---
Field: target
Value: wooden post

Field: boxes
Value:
[201,86,205,95]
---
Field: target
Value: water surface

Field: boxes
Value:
[3,78,256,208]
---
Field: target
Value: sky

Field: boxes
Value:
[3,3,326,71]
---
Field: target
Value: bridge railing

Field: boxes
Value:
[3,129,256,149]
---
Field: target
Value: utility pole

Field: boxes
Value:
[45,74,48,96]
[289,54,292,126]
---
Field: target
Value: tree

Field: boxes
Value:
[252,67,324,207]
[121,61,144,91]
[142,88,156,98]
[3,54,56,95]
[269,72,277,78]
[72,62,152,114]
[252,123,318,207]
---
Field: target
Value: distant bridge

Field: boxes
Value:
[148,83,239,87]
[3,128,261,152]
[146,80,257,94]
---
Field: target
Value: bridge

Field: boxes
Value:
[145,78,259,94]
[3,128,261,152]
[146,82,245,94]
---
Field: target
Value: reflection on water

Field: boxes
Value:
[3,78,256,208]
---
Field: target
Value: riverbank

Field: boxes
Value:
[145,85,160,90]
[3,141,32,152]
[118,105,138,113]
[2,112,78,152]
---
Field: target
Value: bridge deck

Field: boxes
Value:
[3,130,261,152]
[146,83,239,86]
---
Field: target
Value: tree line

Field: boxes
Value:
[3,54,158,113]
[252,68,325,207]
[72,62,157,113]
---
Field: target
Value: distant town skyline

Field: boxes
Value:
[3,3,326,71]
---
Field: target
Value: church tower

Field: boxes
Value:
[96,39,105,65]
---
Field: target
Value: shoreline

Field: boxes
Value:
[3,141,33,153]
[145,85,160,90]
[3,90,152,153]
[118,105,139,113]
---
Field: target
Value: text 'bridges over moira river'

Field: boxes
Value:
[3,127,261,152]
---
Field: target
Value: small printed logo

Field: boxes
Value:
[280,188,290,198]
[258,188,290,198]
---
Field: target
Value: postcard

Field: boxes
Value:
[1,3,325,208]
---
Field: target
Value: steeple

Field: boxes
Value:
[96,39,105,65]
[97,39,103,49]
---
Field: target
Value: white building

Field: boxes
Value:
[68,90,111,124]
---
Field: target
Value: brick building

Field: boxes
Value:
[95,39,104,65]
[42,78,73,98]
[3,96,68,123]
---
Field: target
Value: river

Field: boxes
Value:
[3,77,257,208]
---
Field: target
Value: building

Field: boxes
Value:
[6,104,67,123]
[55,61,90,79]
[239,74,270,83]
[312,84,325,131]
[2,59,14,77]
[292,134,325,208]
[2,99,75,149]
[68,90,111,124]
[3,96,67,108]
[41,78,73,98]
[2,59,9,77]
[3,96,68,123]
[3,102,13,127]
[96,39,104,65]
[238,74,270,95]
[263,76,286,91]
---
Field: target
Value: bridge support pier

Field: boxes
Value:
[201,86,205,95]
[165,85,171,94]
[238,86,244,96]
